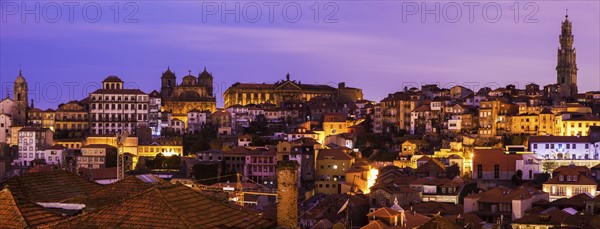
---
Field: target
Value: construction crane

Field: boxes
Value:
[190,173,278,206]
[115,131,129,180]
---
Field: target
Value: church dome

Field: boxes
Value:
[103,75,123,83]
[182,74,197,86]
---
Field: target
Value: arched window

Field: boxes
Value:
[17,93,21,101]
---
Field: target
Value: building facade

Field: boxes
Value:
[15,127,53,167]
[89,76,149,135]
[223,73,362,107]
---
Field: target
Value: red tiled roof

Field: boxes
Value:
[529,136,591,143]
[63,174,162,210]
[367,207,400,218]
[544,173,597,186]
[472,149,522,172]
[317,149,353,160]
[419,215,463,229]
[360,220,389,229]
[466,186,545,203]
[4,171,101,203]
[90,88,147,95]
[415,158,446,174]
[50,182,275,228]
[0,187,64,228]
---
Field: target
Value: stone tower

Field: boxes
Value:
[161,67,176,99]
[277,161,299,229]
[556,13,578,96]
[198,67,214,97]
[13,70,28,126]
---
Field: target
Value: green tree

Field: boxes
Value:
[542,160,558,173]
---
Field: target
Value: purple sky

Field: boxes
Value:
[1,1,599,109]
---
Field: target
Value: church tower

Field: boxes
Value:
[161,67,176,99]
[13,70,28,126]
[556,13,578,96]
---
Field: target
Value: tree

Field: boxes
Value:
[511,170,523,187]
[542,160,558,173]
[192,163,219,185]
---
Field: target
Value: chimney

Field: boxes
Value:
[277,161,299,229]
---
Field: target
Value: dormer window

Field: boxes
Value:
[559,175,564,181]
[573,175,578,182]
[567,175,572,181]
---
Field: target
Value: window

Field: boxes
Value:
[494,164,500,179]
[477,164,482,179]
[533,144,537,149]
[573,144,576,149]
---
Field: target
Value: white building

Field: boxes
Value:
[187,109,207,134]
[89,76,149,135]
[15,127,53,167]
[40,145,66,165]
[447,115,462,132]
[529,135,599,169]
[148,90,162,136]
[529,136,595,160]
[515,153,542,180]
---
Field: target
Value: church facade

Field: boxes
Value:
[160,67,217,127]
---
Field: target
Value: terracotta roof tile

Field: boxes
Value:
[4,171,101,203]
[50,182,274,228]
[367,207,400,218]
[0,187,64,228]
[317,149,353,160]
[62,174,161,210]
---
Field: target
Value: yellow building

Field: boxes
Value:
[478,99,515,137]
[342,161,378,194]
[508,108,555,136]
[138,137,183,157]
[86,135,139,156]
[9,126,22,146]
[542,166,596,201]
[27,108,55,130]
[55,138,85,149]
[323,113,349,137]
[380,91,421,134]
[554,113,600,136]
[223,73,362,107]
[315,149,354,194]
[54,101,89,134]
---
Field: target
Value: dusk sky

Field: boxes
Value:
[1,1,599,109]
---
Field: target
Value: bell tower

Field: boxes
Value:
[556,13,578,96]
[13,69,28,126]
[161,66,176,99]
